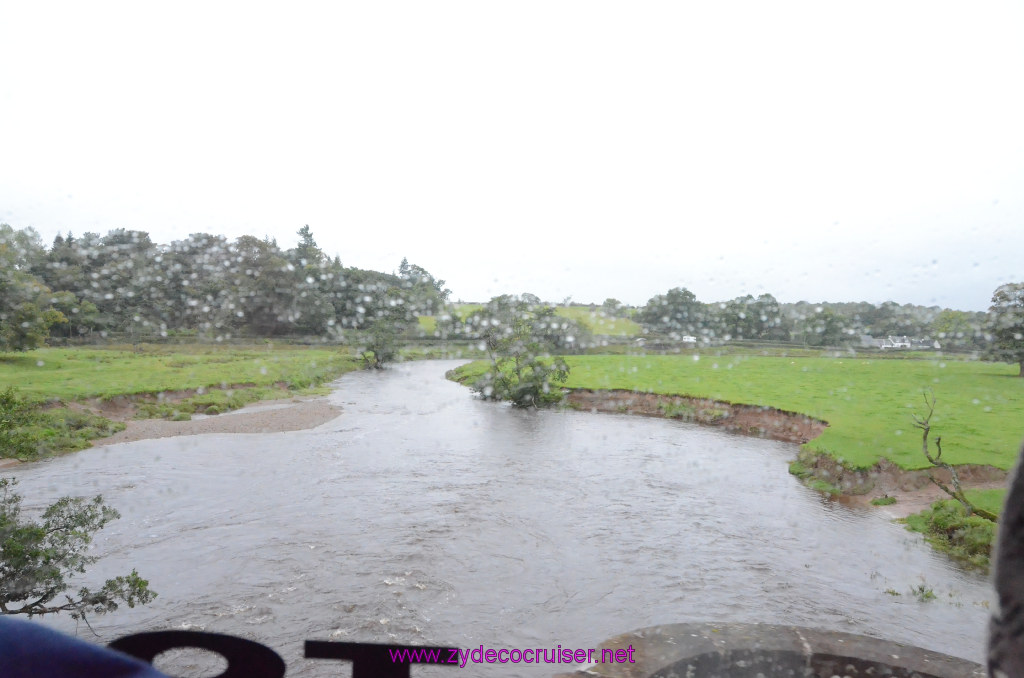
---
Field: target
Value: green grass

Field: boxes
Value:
[964,488,1007,517]
[419,304,643,339]
[1,387,126,460]
[909,583,938,602]
[553,306,642,336]
[0,345,364,459]
[0,345,362,403]
[417,316,437,335]
[871,496,897,506]
[399,344,488,361]
[451,353,1024,472]
[133,387,278,419]
[559,354,1024,472]
[903,499,996,569]
[452,303,483,320]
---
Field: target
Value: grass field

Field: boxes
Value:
[554,306,642,336]
[417,316,437,335]
[0,345,362,403]
[418,304,642,338]
[964,488,1007,517]
[0,345,365,459]
[452,353,1024,472]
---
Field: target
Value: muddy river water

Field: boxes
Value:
[12,360,993,676]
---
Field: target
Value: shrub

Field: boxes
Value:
[903,499,995,569]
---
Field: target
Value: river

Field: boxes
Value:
[10,360,993,677]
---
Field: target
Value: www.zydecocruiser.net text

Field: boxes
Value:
[388,644,637,667]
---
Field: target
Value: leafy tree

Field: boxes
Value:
[601,298,624,317]
[230,236,304,335]
[468,295,572,407]
[94,229,160,334]
[397,257,450,315]
[360,287,412,369]
[794,306,850,346]
[0,225,47,277]
[637,287,709,339]
[0,226,67,351]
[46,291,99,340]
[710,295,782,341]
[987,282,1024,376]
[0,304,66,352]
[931,309,986,350]
[0,477,156,618]
[154,233,235,334]
[293,224,325,268]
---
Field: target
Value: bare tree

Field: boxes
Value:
[912,390,997,521]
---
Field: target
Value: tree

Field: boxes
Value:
[47,292,99,340]
[0,226,68,351]
[0,478,156,618]
[468,295,572,407]
[796,306,849,347]
[293,225,324,268]
[601,298,624,317]
[230,236,304,336]
[987,282,1024,376]
[931,309,986,350]
[397,257,450,315]
[360,287,412,369]
[636,287,708,339]
[911,391,997,521]
[0,304,66,352]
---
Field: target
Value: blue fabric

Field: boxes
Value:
[0,617,170,678]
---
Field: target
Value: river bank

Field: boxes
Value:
[564,388,1008,520]
[91,395,342,446]
[0,345,362,462]
[0,394,342,469]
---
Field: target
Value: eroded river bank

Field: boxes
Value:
[10,360,994,677]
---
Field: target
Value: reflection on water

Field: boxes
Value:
[12,360,993,677]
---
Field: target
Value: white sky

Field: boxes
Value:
[2,2,1022,311]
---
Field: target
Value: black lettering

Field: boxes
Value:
[109,630,285,678]
[305,641,457,678]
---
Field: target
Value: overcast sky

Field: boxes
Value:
[2,2,1022,311]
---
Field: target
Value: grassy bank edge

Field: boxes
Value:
[1,346,364,461]
[448,358,1008,570]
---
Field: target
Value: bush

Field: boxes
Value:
[0,387,41,459]
[903,499,995,569]
[0,388,123,460]
[474,355,569,408]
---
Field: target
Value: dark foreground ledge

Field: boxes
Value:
[553,623,985,678]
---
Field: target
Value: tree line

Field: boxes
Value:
[2,222,1022,375]
[628,288,995,349]
[628,284,1021,374]
[0,224,449,350]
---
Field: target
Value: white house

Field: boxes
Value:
[880,335,911,349]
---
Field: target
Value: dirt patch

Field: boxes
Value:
[92,397,342,446]
[799,451,1007,518]
[565,389,827,444]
